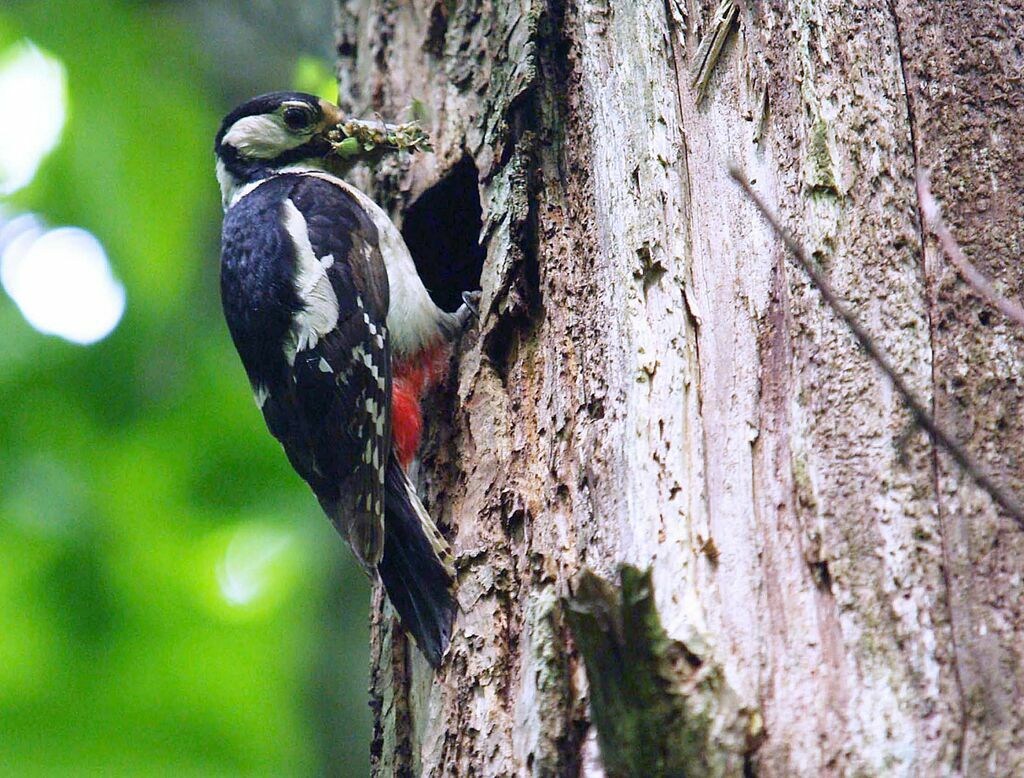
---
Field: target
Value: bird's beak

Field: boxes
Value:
[317,99,345,134]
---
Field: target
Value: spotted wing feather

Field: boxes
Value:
[288,176,391,569]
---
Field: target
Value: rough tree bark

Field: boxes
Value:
[333,1,1024,775]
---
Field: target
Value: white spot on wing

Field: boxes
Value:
[360,351,382,384]
[318,357,332,373]
[281,199,339,363]
[253,384,269,409]
[360,313,380,337]
[398,467,455,577]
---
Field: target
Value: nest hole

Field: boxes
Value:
[401,155,486,312]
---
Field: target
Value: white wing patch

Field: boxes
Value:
[276,166,443,358]
[223,114,308,159]
[282,199,339,364]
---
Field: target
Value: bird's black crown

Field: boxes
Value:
[215,91,336,192]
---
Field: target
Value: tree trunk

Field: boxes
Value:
[334,1,1024,775]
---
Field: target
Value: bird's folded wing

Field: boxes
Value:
[268,175,393,568]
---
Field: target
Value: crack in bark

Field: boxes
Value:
[886,2,969,764]
[662,0,709,572]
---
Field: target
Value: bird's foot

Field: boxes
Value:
[458,290,481,326]
[439,290,482,341]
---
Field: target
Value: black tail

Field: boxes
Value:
[377,457,457,666]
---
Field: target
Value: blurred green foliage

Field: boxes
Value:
[0,1,371,774]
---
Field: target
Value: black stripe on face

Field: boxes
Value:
[216,134,334,185]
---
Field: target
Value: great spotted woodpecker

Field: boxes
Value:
[215,92,476,666]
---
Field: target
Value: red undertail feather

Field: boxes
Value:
[391,342,451,466]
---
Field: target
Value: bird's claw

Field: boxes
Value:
[440,290,483,341]
[460,290,481,324]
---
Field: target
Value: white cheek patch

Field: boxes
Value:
[281,200,339,363]
[223,114,308,159]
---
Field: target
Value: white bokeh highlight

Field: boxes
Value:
[216,526,294,607]
[0,216,126,345]
[0,41,67,196]
[0,40,123,345]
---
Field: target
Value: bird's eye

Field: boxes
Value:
[283,106,313,130]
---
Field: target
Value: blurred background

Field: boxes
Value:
[0,1,373,774]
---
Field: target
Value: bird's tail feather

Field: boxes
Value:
[378,457,457,666]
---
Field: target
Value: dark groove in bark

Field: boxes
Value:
[887,4,969,763]
[390,629,414,778]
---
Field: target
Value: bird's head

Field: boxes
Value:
[214,91,344,208]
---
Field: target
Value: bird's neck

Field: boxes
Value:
[216,144,335,211]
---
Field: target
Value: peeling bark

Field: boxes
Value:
[334,1,1024,774]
